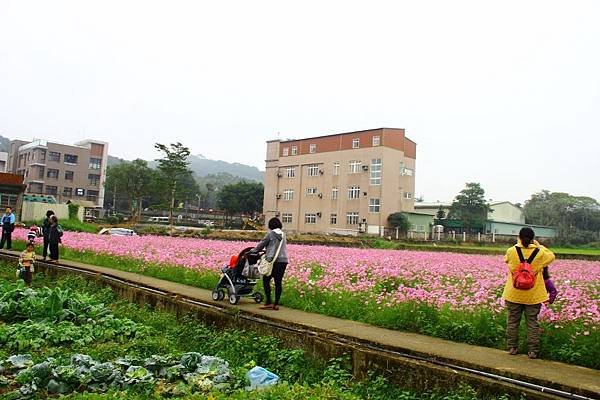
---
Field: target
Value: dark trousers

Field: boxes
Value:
[23,267,32,285]
[49,242,59,261]
[43,237,50,258]
[263,262,287,305]
[506,301,542,353]
[0,230,12,249]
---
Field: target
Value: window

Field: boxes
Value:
[333,162,339,176]
[332,187,339,200]
[411,224,417,231]
[87,190,99,202]
[369,198,381,213]
[47,168,59,179]
[76,188,85,196]
[45,185,58,195]
[400,162,414,176]
[89,158,102,170]
[352,138,360,149]
[307,164,319,176]
[0,194,18,208]
[39,150,46,162]
[282,147,289,157]
[418,225,425,232]
[349,160,362,174]
[65,171,74,181]
[29,183,43,194]
[306,187,317,195]
[63,187,73,197]
[283,189,294,201]
[330,214,337,225]
[285,166,295,178]
[372,136,380,146]
[64,154,78,164]
[38,166,45,179]
[370,158,382,185]
[291,146,298,155]
[404,191,413,199]
[346,212,359,225]
[282,213,293,224]
[48,151,61,162]
[305,213,317,224]
[88,174,101,186]
[309,144,316,153]
[348,186,360,199]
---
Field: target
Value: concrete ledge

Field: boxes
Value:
[1,251,598,399]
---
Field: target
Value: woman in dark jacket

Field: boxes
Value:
[42,210,55,260]
[47,215,63,263]
[252,217,288,310]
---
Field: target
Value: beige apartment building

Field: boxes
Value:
[263,128,416,234]
[7,139,109,206]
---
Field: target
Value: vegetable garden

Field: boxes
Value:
[10,228,600,369]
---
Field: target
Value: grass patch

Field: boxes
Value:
[22,218,100,233]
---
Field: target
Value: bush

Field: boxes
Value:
[68,203,80,220]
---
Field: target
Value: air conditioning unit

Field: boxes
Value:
[316,212,322,218]
[362,165,369,171]
[319,169,324,175]
[276,194,282,199]
[277,172,283,178]
[318,193,323,198]
[363,192,367,197]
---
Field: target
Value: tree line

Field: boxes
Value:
[104,143,264,222]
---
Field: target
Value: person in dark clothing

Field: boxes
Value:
[252,217,288,310]
[0,207,16,250]
[42,210,55,260]
[48,215,63,262]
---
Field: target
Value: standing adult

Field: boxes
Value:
[47,215,63,263]
[502,227,555,359]
[252,217,288,310]
[42,210,55,260]
[0,207,16,250]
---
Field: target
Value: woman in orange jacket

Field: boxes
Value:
[502,227,555,359]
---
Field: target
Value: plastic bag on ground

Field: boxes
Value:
[246,366,279,390]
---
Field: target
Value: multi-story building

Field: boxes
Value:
[7,139,109,206]
[263,128,416,234]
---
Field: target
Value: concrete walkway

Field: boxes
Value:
[2,250,598,398]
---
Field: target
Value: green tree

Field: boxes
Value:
[104,159,158,220]
[436,206,446,220]
[387,213,411,233]
[154,142,192,234]
[448,182,491,233]
[523,190,600,244]
[217,181,264,217]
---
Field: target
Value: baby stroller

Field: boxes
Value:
[212,247,264,305]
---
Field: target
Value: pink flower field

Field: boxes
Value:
[19,229,599,325]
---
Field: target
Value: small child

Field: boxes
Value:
[18,242,36,286]
[27,225,37,243]
[543,267,558,304]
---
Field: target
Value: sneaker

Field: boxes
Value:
[528,352,537,359]
[508,348,518,355]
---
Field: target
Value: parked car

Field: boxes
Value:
[98,228,137,236]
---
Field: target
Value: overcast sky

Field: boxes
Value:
[1,0,599,204]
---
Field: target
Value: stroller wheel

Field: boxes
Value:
[228,293,240,305]
[252,292,263,303]
[212,290,224,301]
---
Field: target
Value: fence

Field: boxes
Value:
[382,228,554,244]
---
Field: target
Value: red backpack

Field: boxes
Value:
[513,246,540,290]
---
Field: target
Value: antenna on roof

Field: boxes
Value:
[277,131,280,139]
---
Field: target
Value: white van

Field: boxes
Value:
[148,216,169,223]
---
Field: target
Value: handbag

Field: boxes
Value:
[258,234,285,277]
[242,261,261,279]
